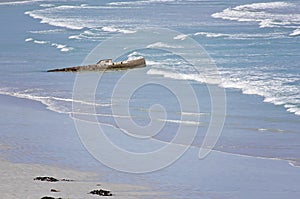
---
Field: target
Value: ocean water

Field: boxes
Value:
[0,0,300,198]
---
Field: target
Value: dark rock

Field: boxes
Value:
[41,197,62,199]
[34,177,59,182]
[50,189,60,192]
[89,189,113,196]
[47,57,146,72]
[61,178,74,182]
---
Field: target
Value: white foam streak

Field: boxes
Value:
[212,1,300,36]
[147,67,300,116]
[234,2,293,10]
[25,4,138,30]
[147,42,182,49]
[108,0,175,6]
[157,118,202,126]
[24,10,84,30]
[195,32,229,38]
[290,29,300,36]
[39,3,55,8]
[174,34,188,40]
[194,31,285,39]
[258,128,287,133]
[0,88,111,114]
[25,38,33,42]
[0,0,42,5]
[102,26,136,34]
[29,29,65,34]
[33,40,48,44]
[25,38,73,52]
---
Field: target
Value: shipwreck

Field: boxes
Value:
[47,57,146,72]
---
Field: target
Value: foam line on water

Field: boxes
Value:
[29,29,66,34]
[290,29,300,37]
[0,0,42,5]
[147,68,300,116]
[147,42,183,49]
[107,0,175,6]
[102,26,136,34]
[194,31,285,39]
[212,1,300,36]
[25,37,74,52]
[24,4,140,30]
[0,88,111,114]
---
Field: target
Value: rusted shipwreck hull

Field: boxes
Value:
[47,57,146,72]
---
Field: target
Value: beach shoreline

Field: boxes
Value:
[1,92,300,198]
[0,93,167,198]
[0,156,165,199]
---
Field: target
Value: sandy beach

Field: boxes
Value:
[1,93,300,199]
[0,94,168,199]
[0,156,166,199]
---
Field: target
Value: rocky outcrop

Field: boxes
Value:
[47,57,146,72]
[89,189,113,196]
[34,177,59,182]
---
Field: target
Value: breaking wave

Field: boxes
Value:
[101,26,136,34]
[24,4,141,30]
[147,68,300,116]
[212,1,300,36]
[290,29,300,36]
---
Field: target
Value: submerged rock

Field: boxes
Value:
[34,176,73,182]
[41,197,62,199]
[34,177,59,182]
[89,189,113,196]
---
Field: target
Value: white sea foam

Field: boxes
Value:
[147,69,207,83]
[0,0,42,5]
[68,35,81,40]
[108,0,175,6]
[24,10,85,30]
[157,118,202,126]
[212,1,300,36]
[68,28,110,41]
[25,38,74,52]
[194,32,229,38]
[258,128,287,133]
[181,111,210,116]
[174,34,188,40]
[102,26,136,34]
[147,66,300,117]
[0,88,111,114]
[33,40,48,44]
[29,29,65,34]
[25,38,33,42]
[147,42,182,49]
[194,31,284,39]
[234,2,293,10]
[39,3,54,8]
[25,4,136,31]
[290,29,300,36]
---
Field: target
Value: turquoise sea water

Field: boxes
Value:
[0,0,300,198]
